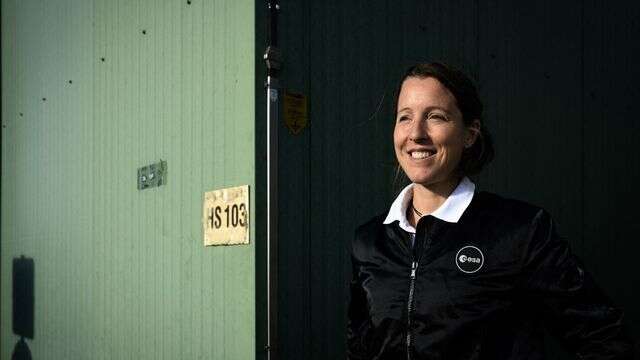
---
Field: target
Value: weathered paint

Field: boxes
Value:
[1,0,256,359]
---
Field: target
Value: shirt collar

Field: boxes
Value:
[382,177,476,234]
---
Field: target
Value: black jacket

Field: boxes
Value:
[347,191,634,359]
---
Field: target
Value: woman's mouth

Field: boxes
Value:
[409,150,436,160]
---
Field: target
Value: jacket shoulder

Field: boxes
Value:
[351,213,387,252]
[471,191,548,225]
[469,192,555,261]
[354,212,387,238]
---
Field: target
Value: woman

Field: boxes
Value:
[347,63,634,359]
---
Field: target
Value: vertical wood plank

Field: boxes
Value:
[1,0,257,358]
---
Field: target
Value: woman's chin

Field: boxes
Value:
[408,172,456,188]
[408,174,437,185]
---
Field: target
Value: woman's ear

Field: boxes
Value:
[465,119,481,148]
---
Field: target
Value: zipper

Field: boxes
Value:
[406,225,434,360]
[392,221,432,360]
[406,260,418,360]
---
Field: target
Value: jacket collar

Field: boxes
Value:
[382,177,476,234]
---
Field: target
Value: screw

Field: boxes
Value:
[69,80,73,84]
[100,57,105,62]
[187,0,191,4]
[142,30,146,34]
[42,98,46,101]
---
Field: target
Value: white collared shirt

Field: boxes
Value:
[383,177,476,245]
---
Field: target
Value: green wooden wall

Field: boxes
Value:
[1,0,257,359]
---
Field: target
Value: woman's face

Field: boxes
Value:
[394,76,475,187]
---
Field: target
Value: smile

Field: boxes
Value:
[409,150,436,160]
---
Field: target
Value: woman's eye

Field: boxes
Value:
[428,113,446,121]
[397,115,410,122]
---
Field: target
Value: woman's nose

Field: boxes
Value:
[408,118,428,142]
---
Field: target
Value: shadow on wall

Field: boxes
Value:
[12,256,34,360]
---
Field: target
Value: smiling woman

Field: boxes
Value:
[393,63,494,230]
[394,76,473,188]
[346,63,634,359]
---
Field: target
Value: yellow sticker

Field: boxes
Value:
[283,91,308,135]
[203,185,250,246]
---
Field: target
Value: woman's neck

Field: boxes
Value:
[407,176,462,227]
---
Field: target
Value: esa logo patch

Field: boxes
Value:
[455,246,484,273]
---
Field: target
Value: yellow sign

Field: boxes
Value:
[283,91,308,135]
[203,185,250,246]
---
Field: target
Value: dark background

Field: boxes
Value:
[256,0,640,358]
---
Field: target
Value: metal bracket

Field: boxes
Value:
[264,46,282,72]
[137,160,167,190]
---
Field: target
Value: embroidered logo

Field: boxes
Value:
[455,246,484,273]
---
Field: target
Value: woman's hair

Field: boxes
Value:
[393,62,495,178]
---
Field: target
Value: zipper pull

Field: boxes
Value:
[410,261,418,279]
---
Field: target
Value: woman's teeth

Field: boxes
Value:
[411,151,434,159]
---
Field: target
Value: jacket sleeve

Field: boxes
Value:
[521,209,635,359]
[346,229,372,360]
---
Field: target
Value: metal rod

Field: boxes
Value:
[266,75,279,360]
[264,1,281,359]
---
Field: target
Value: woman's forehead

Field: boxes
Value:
[398,77,457,111]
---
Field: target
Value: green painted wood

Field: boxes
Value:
[1,0,257,359]
[581,0,640,346]
[253,3,268,360]
[275,0,312,359]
